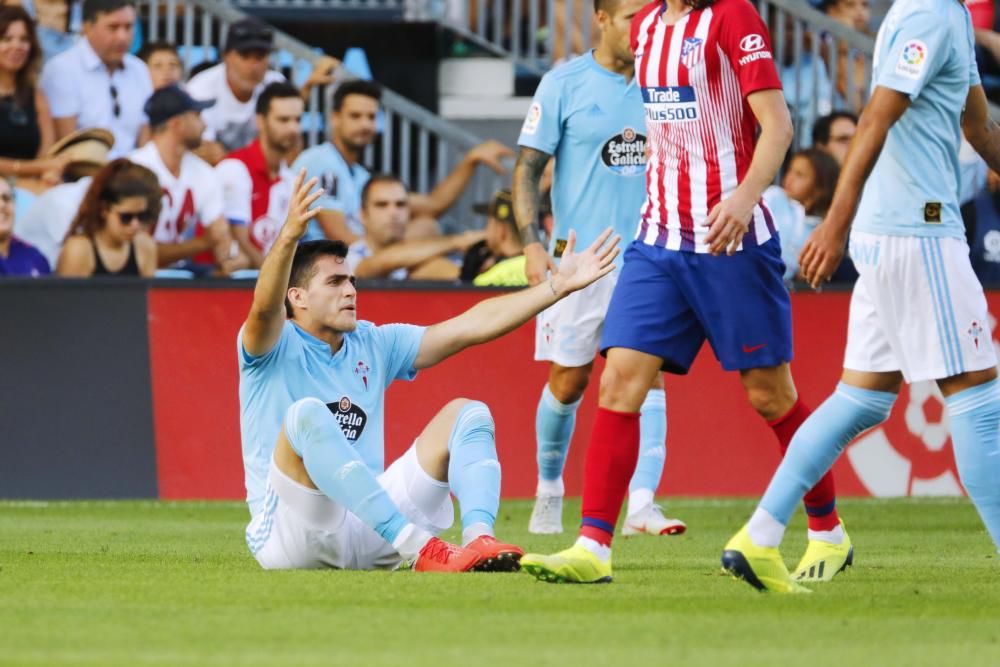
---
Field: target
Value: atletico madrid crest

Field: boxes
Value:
[681,37,703,69]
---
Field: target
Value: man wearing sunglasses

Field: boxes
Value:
[40,0,152,158]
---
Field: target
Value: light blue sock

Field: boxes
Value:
[536,384,582,488]
[759,383,896,526]
[946,379,1000,552]
[630,388,667,494]
[448,401,501,535]
[284,398,409,544]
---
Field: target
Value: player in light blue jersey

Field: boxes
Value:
[723,0,1000,592]
[513,0,684,538]
[240,170,620,573]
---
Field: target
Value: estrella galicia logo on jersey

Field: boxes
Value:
[601,127,646,175]
[642,87,699,123]
[326,396,368,442]
[680,37,703,69]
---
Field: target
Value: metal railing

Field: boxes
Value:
[136,0,503,224]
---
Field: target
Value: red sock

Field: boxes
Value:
[770,399,841,532]
[579,407,641,547]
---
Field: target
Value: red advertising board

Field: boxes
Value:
[148,287,996,501]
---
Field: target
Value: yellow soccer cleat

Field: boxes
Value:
[792,520,854,583]
[721,526,811,594]
[521,544,613,584]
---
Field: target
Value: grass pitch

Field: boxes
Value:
[1,498,999,666]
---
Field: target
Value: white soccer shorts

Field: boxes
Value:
[535,270,619,367]
[844,231,996,383]
[245,443,454,570]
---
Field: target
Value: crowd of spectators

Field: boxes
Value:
[0,0,520,283]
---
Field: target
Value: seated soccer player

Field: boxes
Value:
[240,170,620,572]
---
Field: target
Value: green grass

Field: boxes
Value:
[1,498,999,666]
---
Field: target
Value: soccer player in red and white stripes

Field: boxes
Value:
[522,0,852,586]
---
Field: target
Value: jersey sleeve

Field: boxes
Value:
[967,12,982,87]
[874,10,949,99]
[216,159,253,226]
[373,323,426,386]
[517,73,563,155]
[238,320,294,370]
[198,166,226,223]
[717,0,782,97]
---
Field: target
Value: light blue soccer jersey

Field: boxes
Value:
[518,51,647,264]
[854,0,979,238]
[292,142,371,241]
[238,319,424,516]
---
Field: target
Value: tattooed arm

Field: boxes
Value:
[512,146,555,286]
[963,84,1000,172]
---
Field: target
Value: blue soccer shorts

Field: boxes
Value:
[600,238,793,374]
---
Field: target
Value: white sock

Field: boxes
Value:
[746,508,786,548]
[462,522,493,546]
[626,488,654,518]
[808,524,845,545]
[574,535,611,562]
[392,523,434,561]
[537,477,565,497]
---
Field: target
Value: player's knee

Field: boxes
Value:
[598,363,649,411]
[550,369,591,404]
[284,397,335,454]
[745,384,797,421]
[449,399,495,433]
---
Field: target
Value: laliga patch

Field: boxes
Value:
[601,127,646,175]
[895,39,927,79]
[326,396,368,442]
[521,102,542,135]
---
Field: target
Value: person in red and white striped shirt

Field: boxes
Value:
[522,0,853,586]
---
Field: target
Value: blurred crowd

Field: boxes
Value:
[0,0,526,284]
[4,0,1000,285]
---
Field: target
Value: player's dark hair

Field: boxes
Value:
[256,81,303,116]
[83,0,135,23]
[682,0,719,9]
[138,40,178,63]
[332,80,382,112]
[811,111,859,146]
[789,147,840,217]
[285,240,351,318]
[360,173,408,209]
[67,159,162,239]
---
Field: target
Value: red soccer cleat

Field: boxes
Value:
[465,535,525,572]
[413,537,481,573]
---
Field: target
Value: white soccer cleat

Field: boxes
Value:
[621,504,687,536]
[529,495,564,534]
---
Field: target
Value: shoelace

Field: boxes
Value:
[421,539,464,564]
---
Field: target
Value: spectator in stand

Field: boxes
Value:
[139,41,182,91]
[185,18,338,163]
[56,158,158,276]
[20,0,81,62]
[129,84,245,274]
[40,0,152,158]
[0,6,65,189]
[762,148,841,282]
[821,0,871,112]
[14,127,113,265]
[0,177,48,275]
[811,111,857,166]
[348,173,484,280]
[460,189,527,287]
[216,81,301,268]
[295,79,513,244]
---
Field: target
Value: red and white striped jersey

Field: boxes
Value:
[631,0,782,252]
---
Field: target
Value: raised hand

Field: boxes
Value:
[281,170,324,241]
[550,227,620,296]
[467,140,515,175]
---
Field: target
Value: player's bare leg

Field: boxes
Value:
[415,398,524,571]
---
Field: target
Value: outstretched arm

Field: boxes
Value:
[409,141,514,218]
[798,85,910,288]
[512,146,556,285]
[413,228,620,369]
[241,171,324,357]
